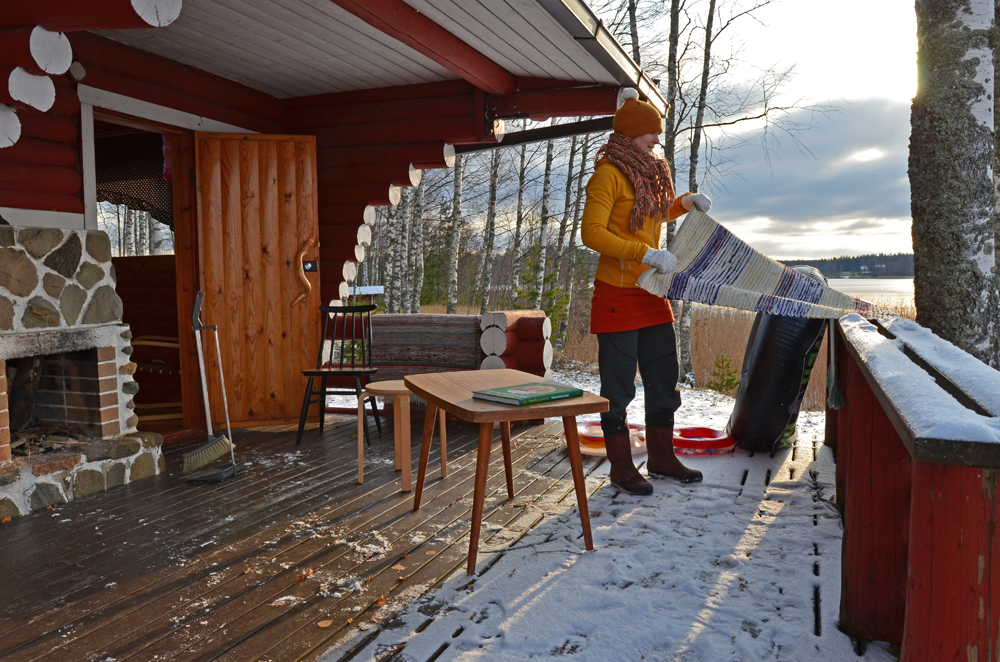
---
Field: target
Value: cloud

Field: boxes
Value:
[688,99,914,257]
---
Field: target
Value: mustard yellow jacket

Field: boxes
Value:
[581,157,690,288]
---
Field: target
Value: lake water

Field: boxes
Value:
[828,278,914,306]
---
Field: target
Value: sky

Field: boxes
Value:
[672,0,918,259]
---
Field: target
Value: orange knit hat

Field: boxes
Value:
[613,92,663,138]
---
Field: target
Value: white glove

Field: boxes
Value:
[641,248,678,273]
[681,192,712,212]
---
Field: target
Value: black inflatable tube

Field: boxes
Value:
[726,266,828,453]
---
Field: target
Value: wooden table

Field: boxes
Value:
[360,380,448,492]
[404,369,608,575]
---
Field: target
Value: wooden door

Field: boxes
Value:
[194,133,320,427]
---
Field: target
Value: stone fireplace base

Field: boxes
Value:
[0,431,165,520]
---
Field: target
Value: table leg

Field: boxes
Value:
[399,395,411,492]
[499,421,514,500]
[563,416,593,551]
[467,422,494,575]
[357,396,365,484]
[392,397,402,471]
[438,410,448,479]
[413,403,438,511]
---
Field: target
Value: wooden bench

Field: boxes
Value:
[829,314,1000,659]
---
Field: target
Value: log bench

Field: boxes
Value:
[828,314,1000,660]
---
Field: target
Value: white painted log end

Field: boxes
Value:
[132,0,184,28]
[337,281,350,300]
[480,355,507,370]
[342,260,357,283]
[541,317,552,340]
[0,104,22,149]
[29,27,72,75]
[356,224,372,247]
[67,61,86,82]
[542,339,553,368]
[353,244,365,262]
[443,143,456,168]
[388,185,401,206]
[8,67,54,112]
[408,163,422,187]
[543,368,554,380]
[479,311,495,331]
[480,326,507,356]
[491,311,508,332]
[363,204,376,225]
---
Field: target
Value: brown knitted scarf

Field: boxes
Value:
[595,132,675,233]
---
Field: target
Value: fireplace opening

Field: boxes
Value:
[6,348,118,455]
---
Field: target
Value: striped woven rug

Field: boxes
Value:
[637,210,885,319]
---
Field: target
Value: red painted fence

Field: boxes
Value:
[830,315,1000,660]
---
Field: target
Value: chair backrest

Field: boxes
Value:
[317,304,377,371]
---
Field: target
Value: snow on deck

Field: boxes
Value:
[320,370,895,661]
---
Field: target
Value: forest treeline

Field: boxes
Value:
[782,253,914,278]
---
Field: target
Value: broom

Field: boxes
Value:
[183,292,244,481]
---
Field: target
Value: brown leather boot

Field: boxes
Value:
[605,433,653,495]
[646,427,703,483]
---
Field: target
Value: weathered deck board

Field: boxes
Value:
[0,415,601,662]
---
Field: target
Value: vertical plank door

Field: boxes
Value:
[194,133,320,427]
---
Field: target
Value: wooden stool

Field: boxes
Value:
[360,380,447,491]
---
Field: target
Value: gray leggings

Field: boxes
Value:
[597,322,681,435]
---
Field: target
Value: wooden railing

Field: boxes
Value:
[827,314,1000,660]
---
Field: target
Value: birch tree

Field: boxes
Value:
[479,149,501,315]
[910,0,1000,367]
[410,178,425,313]
[532,140,556,310]
[551,135,578,290]
[446,154,465,314]
[512,144,528,292]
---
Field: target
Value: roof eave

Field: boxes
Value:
[535,0,667,114]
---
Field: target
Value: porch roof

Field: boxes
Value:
[95,0,663,109]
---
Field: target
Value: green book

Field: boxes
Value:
[472,381,583,406]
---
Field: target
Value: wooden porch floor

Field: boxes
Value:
[0,414,603,662]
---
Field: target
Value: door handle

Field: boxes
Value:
[291,238,314,307]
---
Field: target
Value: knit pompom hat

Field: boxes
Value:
[612,88,663,138]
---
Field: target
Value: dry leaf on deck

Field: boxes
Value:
[317,620,333,628]
[1,515,10,524]
[376,595,386,606]
[425,550,435,556]
[297,567,316,583]
[391,564,405,571]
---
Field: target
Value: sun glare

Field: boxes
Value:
[847,148,886,162]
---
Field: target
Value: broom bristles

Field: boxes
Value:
[182,436,233,473]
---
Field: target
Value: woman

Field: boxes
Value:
[580,90,711,495]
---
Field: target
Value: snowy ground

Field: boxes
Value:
[321,367,895,662]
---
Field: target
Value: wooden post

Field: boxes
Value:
[901,462,998,661]
[838,345,911,645]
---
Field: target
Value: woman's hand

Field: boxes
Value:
[641,248,678,273]
[681,193,712,212]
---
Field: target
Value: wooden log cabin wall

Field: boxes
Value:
[0,0,649,429]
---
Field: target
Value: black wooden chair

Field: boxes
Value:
[296,304,382,447]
